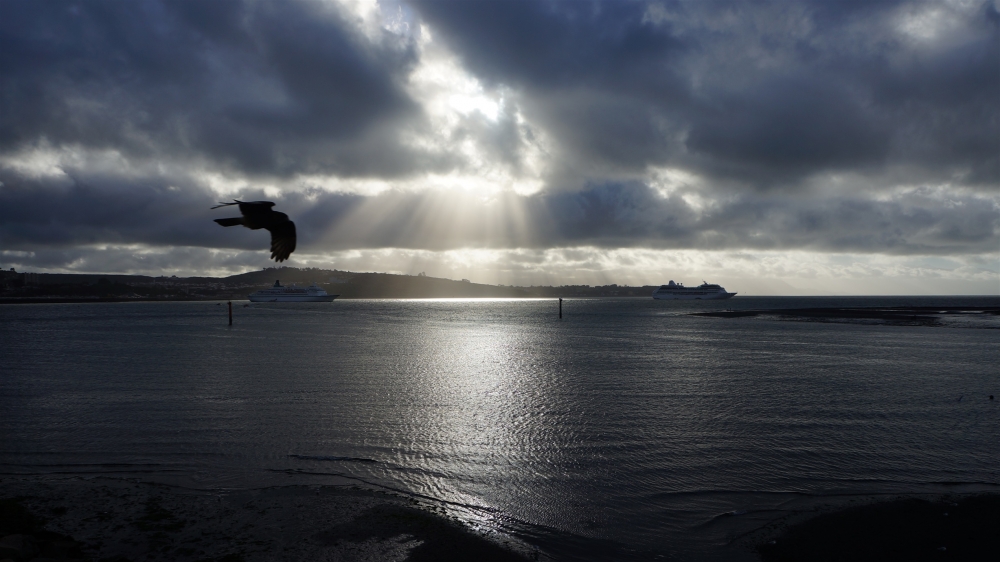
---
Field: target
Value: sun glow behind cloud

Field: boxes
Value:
[894,0,981,43]
[400,23,549,196]
[0,0,996,294]
[215,9,547,200]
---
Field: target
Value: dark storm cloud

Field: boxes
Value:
[273,182,1000,254]
[0,167,237,249]
[410,0,688,91]
[2,0,996,188]
[0,164,366,252]
[1,0,997,276]
[0,0,434,177]
[412,0,999,188]
[4,166,992,263]
[534,183,998,254]
[684,75,892,178]
[412,0,692,176]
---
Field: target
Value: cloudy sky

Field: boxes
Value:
[1,0,997,294]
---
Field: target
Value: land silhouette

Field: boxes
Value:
[0,266,657,302]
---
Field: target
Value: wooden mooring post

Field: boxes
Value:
[228,301,233,326]
[559,298,563,319]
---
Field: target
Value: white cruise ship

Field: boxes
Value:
[248,280,338,302]
[652,280,736,300]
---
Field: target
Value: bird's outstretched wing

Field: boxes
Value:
[267,221,296,262]
[210,200,276,217]
[238,201,276,218]
[212,199,291,262]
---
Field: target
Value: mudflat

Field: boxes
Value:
[757,495,1000,562]
[693,306,1000,327]
[0,475,532,562]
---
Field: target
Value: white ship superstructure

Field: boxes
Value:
[248,280,338,302]
[652,280,736,300]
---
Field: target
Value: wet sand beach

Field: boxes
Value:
[756,494,1000,561]
[1,475,533,562]
[5,476,999,561]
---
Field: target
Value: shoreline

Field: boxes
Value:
[5,475,999,561]
[4,298,1000,306]
[754,494,999,561]
[1,475,535,562]
[0,297,235,304]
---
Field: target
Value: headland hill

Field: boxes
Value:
[0,266,657,303]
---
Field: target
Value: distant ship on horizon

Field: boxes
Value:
[652,280,736,300]
[248,280,338,302]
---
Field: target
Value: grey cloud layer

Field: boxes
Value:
[0,0,997,272]
[3,167,995,257]
[0,0,436,177]
[3,0,995,185]
[413,0,999,187]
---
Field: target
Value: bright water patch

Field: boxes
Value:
[1,297,998,560]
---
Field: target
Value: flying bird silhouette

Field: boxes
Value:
[211,200,296,262]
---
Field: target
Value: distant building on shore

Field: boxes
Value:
[0,268,40,287]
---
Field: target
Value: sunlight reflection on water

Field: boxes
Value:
[1,297,998,560]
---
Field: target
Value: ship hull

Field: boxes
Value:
[652,292,736,300]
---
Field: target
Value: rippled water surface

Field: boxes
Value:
[2,297,998,560]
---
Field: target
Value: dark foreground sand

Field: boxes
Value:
[0,475,534,562]
[756,495,1000,562]
[4,475,998,561]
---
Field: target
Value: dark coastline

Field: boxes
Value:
[4,267,1000,303]
[0,297,225,304]
[5,476,999,561]
[756,495,1000,562]
[1,475,533,562]
[0,267,658,302]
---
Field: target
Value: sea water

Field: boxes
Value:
[2,297,998,560]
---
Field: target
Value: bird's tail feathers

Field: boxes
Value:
[214,217,244,227]
[210,200,242,209]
